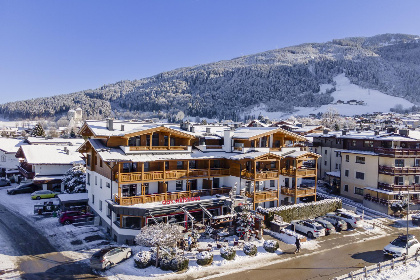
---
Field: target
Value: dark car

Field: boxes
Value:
[90,247,132,271]
[0,178,11,187]
[7,183,40,195]
[59,210,93,225]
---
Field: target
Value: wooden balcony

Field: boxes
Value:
[114,188,231,206]
[375,148,420,158]
[118,168,231,183]
[241,170,280,180]
[281,168,316,177]
[281,187,316,197]
[377,182,420,192]
[245,190,278,203]
[18,164,35,179]
[378,165,420,175]
[129,146,188,151]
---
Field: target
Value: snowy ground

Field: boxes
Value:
[366,260,420,280]
[245,73,414,119]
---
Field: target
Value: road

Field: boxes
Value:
[0,202,104,280]
[209,226,420,280]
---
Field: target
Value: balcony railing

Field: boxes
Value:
[281,187,316,197]
[281,168,316,177]
[114,187,231,206]
[129,146,188,151]
[241,170,280,180]
[377,182,420,192]
[18,165,35,179]
[245,190,278,203]
[375,148,420,158]
[118,168,230,183]
[378,165,420,175]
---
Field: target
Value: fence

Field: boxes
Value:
[334,248,420,280]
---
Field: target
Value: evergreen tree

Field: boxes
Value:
[31,123,46,137]
[62,165,86,193]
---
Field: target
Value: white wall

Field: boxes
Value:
[34,164,73,176]
[0,151,19,170]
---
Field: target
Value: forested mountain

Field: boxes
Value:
[2,33,420,120]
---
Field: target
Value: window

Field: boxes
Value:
[336,139,341,144]
[335,163,339,169]
[100,159,103,167]
[336,151,341,158]
[100,178,102,189]
[106,182,110,188]
[354,187,364,196]
[364,140,373,148]
[143,183,149,195]
[344,185,349,192]
[165,161,169,169]
[415,159,420,167]
[346,155,349,162]
[86,154,91,166]
[270,180,275,188]
[99,200,102,211]
[324,161,327,166]
[270,161,276,169]
[214,160,221,168]
[1,155,5,162]
[92,194,95,204]
[352,140,356,147]
[324,150,327,155]
[95,176,97,185]
[355,156,365,164]
[213,178,220,188]
[87,173,90,185]
[177,161,183,169]
[355,172,365,180]
[176,181,183,191]
[415,176,419,184]
[345,170,349,177]
[394,176,404,185]
[395,159,404,167]
[144,162,149,172]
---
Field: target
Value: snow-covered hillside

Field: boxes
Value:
[247,74,414,118]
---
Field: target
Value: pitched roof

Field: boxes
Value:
[0,138,25,153]
[19,144,84,165]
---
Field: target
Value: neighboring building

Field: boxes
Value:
[0,138,26,176]
[312,129,420,214]
[78,119,320,244]
[15,142,84,190]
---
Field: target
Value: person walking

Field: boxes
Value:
[188,235,192,251]
[295,237,301,254]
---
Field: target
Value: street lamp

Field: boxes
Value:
[399,188,410,257]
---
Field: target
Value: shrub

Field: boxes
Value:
[220,246,236,260]
[243,242,258,256]
[149,247,170,267]
[134,251,152,268]
[159,256,173,271]
[196,251,213,266]
[263,240,279,253]
[170,256,189,272]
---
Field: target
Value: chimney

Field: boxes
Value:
[374,130,379,136]
[342,130,347,135]
[106,118,114,131]
[323,129,329,135]
[121,125,124,131]
[223,129,235,152]
[399,129,409,137]
[206,127,211,133]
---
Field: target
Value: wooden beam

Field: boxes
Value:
[118,163,122,200]
[149,133,153,149]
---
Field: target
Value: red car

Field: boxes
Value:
[59,211,93,225]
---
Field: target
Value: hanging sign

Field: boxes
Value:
[162,196,201,205]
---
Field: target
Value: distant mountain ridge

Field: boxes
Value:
[2,33,420,120]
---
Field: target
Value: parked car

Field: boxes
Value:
[90,246,132,271]
[314,218,336,235]
[31,190,60,200]
[0,178,11,187]
[7,183,40,195]
[59,210,93,225]
[321,216,348,232]
[383,235,420,258]
[290,220,326,239]
[326,211,362,228]
[412,213,420,226]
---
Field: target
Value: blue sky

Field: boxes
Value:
[1,0,420,103]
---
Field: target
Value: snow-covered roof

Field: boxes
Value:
[294,126,323,133]
[33,175,64,181]
[20,144,84,165]
[57,193,88,203]
[26,137,85,146]
[326,171,340,178]
[365,187,420,195]
[0,138,25,153]
[310,130,420,142]
[232,127,279,139]
[82,120,195,138]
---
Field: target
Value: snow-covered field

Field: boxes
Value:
[246,74,414,119]
[366,260,420,280]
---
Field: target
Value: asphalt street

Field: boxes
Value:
[0,202,104,280]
